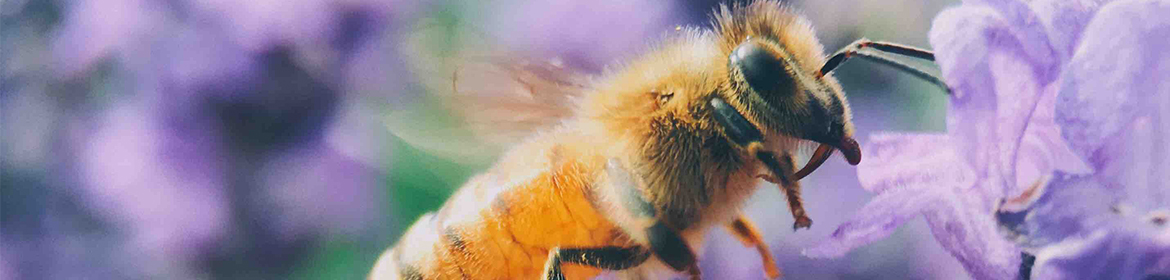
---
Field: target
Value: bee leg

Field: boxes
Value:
[605,159,702,279]
[541,246,652,280]
[819,38,951,93]
[647,222,702,278]
[543,249,566,280]
[726,216,782,279]
[756,152,812,230]
[712,95,809,229]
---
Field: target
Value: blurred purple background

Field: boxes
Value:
[2,0,966,279]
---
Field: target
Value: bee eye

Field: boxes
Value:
[730,40,795,95]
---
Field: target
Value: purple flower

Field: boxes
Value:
[800,0,1159,279]
[48,0,403,277]
[51,0,164,78]
[481,0,678,70]
[79,101,232,276]
[998,0,1170,278]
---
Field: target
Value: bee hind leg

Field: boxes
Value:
[541,246,651,280]
[727,216,782,279]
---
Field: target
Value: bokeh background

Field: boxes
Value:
[2,0,968,279]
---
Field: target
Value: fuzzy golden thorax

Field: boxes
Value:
[577,28,740,229]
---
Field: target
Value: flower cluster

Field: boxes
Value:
[806,0,1169,279]
[3,0,408,278]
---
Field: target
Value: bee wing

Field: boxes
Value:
[450,58,590,144]
[386,56,592,163]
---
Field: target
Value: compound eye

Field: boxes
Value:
[729,40,795,96]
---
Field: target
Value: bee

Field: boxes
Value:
[371,1,946,279]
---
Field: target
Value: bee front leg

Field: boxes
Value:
[726,216,782,279]
[605,159,702,279]
[711,97,811,230]
[756,152,813,230]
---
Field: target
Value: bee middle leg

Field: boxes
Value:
[645,221,702,279]
[756,151,812,230]
[541,246,651,280]
[727,216,781,279]
[605,159,702,279]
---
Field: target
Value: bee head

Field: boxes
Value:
[711,2,860,165]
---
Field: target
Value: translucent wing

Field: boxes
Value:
[387,36,593,163]
[448,58,590,145]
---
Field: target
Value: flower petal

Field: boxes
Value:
[803,186,945,258]
[962,0,1061,78]
[997,174,1117,249]
[1054,0,1170,201]
[1031,226,1170,280]
[857,133,978,194]
[924,186,1023,280]
[1027,0,1116,63]
[932,1,1060,90]
[1055,0,1170,157]
[1012,84,1093,194]
[930,4,1062,197]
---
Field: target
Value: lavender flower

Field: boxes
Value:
[997,0,1170,278]
[484,0,678,71]
[12,0,406,278]
[800,0,1170,279]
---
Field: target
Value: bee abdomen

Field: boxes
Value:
[369,214,435,280]
[372,151,631,279]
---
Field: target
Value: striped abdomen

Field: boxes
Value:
[370,142,633,280]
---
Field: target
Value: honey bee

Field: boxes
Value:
[372,1,946,279]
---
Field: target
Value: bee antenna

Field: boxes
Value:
[819,39,953,94]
